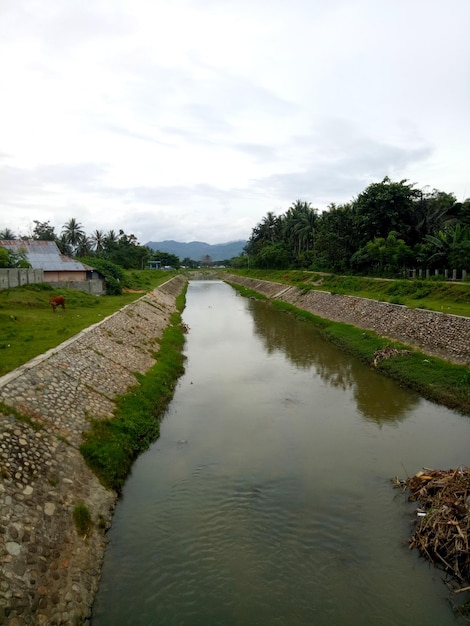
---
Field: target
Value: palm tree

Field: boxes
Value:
[425,224,470,268]
[56,233,73,257]
[261,211,279,243]
[103,229,118,257]
[411,189,457,245]
[294,204,317,254]
[283,200,316,258]
[62,218,85,254]
[75,235,93,257]
[0,227,16,239]
[91,229,105,254]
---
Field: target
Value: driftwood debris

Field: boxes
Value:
[393,467,470,593]
[373,346,410,367]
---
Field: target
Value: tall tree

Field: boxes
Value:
[282,200,318,264]
[75,235,94,257]
[313,203,357,272]
[32,220,56,241]
[454,198,470,227]
[91,229,106,254]
[56,234,73,256]
[353,177,420,247]
[103,230,118,257]
[62,218,85,254]
[409,189,457,245]
[0,227,16,239]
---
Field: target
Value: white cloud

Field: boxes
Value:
[1,0,469,244]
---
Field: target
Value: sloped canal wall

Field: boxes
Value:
[224,274,470,365]
[0,275,187,625]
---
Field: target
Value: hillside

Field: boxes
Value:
[145,240,246,262]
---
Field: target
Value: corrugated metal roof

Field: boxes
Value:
[0,240,95,272]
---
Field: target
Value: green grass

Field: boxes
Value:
[72,502,93,537]
[121,269,179,291]
[269,300,470,415]
[79,290,187,492]
[229,269,470,317]
[0,272,178,376]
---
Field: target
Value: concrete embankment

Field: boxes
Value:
[224,274,470,365]
[0,275,187,626]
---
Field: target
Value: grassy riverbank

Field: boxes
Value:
[0,270,178,376]
[230,283,470,416]
[229,269,470,317]
[80,289,187,492]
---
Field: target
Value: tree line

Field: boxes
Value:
[239,178,470,276]
[0,219,182,270]
[2,177,469,278]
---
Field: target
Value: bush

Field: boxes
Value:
[104,276,122,295]
[73,502,92,537]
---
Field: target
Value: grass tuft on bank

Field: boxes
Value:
[229,283,268,300]
[270,300,470,415]
[80,290,187,492]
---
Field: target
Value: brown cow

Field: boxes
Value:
[50,295,66,313]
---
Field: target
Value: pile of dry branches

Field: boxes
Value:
[373,347,410,367]
[394,467,470,593]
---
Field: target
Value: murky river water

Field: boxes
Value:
[92,280,470,625]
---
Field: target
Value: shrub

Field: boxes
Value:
[73,502,92,537]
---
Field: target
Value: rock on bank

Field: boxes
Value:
[0,275,187,625]
[224,274,470,365]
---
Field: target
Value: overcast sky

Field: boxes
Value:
[1,0,469,245]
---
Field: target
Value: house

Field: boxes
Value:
[0,240,105,294]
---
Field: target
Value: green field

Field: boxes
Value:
[0,270,177,376]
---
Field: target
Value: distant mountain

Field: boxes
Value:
[145,240,247,262]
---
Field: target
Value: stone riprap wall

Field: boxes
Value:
[224,274,470,365]
[0,275,187,625]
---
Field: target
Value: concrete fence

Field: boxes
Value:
[407,268,467,281]
[0,268,105,294]
[51,279,105,295]
[0,268,44,289]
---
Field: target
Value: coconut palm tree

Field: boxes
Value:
[91,229,106,255]
[75,235,94,257]
[283,200,316,259]
[294,203,318,254]
[103,229,118,257]
[56,233,73,256]
[0,227,16,239]
[61,218,85,254]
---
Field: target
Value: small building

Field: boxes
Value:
[0,240,105,294]
[148,260,161,270]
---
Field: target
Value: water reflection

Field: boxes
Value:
[92,281,470,626]
[249,299,418,424]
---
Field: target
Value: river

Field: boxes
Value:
[91,279,470,625]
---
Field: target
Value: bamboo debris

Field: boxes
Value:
[394,467,470,591]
